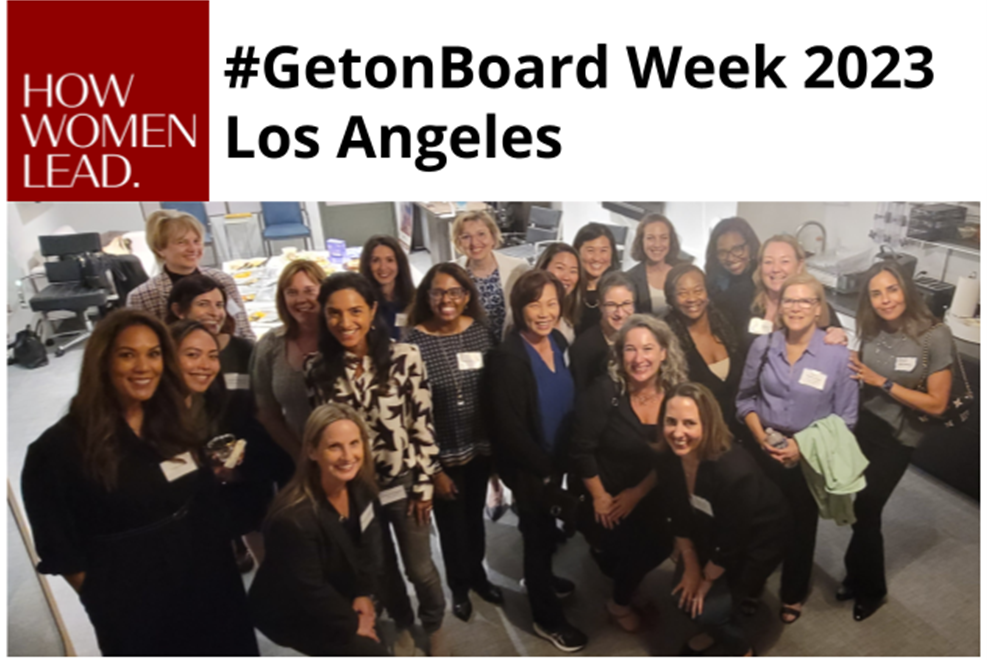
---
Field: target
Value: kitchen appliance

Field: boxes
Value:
[907,203,967,242]
[945,274,980,344]
[825,245,918,295]
[913,275,956,320]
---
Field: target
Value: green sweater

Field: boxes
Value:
[795,415,869,526]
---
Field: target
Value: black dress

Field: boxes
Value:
[21,416,259,657]
[569,376,672,604]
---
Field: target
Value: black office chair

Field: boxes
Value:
[497,205,564,264]
[28,233,111,357]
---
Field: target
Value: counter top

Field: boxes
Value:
[825,287,980,364]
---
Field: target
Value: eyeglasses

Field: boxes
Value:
[602,301,634,313]
[781,297,819,309]
[716,243,748,261]
[428,287,467,301]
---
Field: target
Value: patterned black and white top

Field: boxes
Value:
[304,343,441,499]
[405,322,496,468]
[470,268,507,340]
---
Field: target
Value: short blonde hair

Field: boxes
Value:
[146,209,205,261]
[751,234,807,316]
[777,272,830,329]
[451,210,502,254]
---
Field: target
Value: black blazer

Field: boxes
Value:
[248,480,383,653]
[570,375,658,494]
[660,445,789,571]
[485,329,571,510]
[569,325,610,393]
[624,262,655,315]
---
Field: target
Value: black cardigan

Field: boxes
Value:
[570,375,659,494]
[248,480,383,653]
[624,262,655,315]
[569,324,610,393]
[660,445,789,570]
[485,329,572,509]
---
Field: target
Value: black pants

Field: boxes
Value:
[517,507,566,628]
[433,455,492,599]
[843,412,915,600]
[743,440,818,605]
[292,633,388,657]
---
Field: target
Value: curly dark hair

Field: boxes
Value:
[663,263,740,357]
[408,262,488,328]
[704,216,761,291]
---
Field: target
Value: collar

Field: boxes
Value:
[774,327,825,358]
[343,351,372,377]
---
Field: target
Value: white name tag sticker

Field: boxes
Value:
[457,351,484,371]
[799,368,828,391]
[690,494,714,518]
[895,357,917,372]
[394,313,408,328]
[378,484,407,506]
[748,317,774,335]
[360,503,375,532]
[160,452,197,482]
[223,372,251,390]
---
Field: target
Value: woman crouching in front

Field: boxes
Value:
[249,403,387,656]
[660,383,790,656]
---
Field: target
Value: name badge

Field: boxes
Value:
[394,313,408,328]
[690,494,714,518]
[378,484,407,506]
[799,368,828,391]
[748,317,774,335]
[223,372,251,390]
[160,451,197,482]
[360,503,375,532]
[895,357,917,372]
[457,351,484,370]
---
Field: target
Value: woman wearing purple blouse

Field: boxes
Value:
[736,273,858,625]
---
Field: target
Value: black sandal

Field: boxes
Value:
[779,605,802,624]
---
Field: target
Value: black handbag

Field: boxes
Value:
[914,325,975,428]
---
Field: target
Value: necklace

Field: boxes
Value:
[436,331,467,407]
[630,386,661,406]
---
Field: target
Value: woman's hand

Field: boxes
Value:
[849,351,886,388]
[432,472,458,500]
[687,578,715,619]
[608,486,645,523]
[592,492,616,529]
[672,562,704,612]
[824,326,849,346]
[407,497,433,526]
[765,437,801,467]
[352,597,379,642]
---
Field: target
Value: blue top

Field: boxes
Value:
[736,328,859,435]
[524,336,575,454]
[377,298,407,341]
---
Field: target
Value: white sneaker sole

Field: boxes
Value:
[532,623,586,653]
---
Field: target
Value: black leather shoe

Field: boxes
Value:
[473,582,504,605]
[452,594,473,622]
[853,597,885,622]
[835,584,856,602]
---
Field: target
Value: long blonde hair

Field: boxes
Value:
[607,314,688,395]
[265,403,378,523]
[751,234,807,316]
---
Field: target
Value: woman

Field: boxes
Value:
[735,273,859,624]
[360,234,416,340]
[569,271,636,392]
[570,315,685,631]
[534,242,584,344]
[305,271,447,655]
[625,213,682,316]
[20,309,258,656]
[661,383,789,656]
[748,235,846,347]
[842,262,956,621]
[249,403,387,656]
[251,259,327,461]
[127,209,256,340]
[574,222,620,336]
[487,269,587,653]
[663,264,747,436]
[705,217,761,330]
[405,263,503,622]
[453,210,529,340]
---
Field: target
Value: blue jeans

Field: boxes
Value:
[672,564,749,656]
[377,474,446,634]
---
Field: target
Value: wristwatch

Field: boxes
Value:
[881,378,894,393]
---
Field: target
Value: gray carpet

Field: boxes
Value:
[7,344,980,656]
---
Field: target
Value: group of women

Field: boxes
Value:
[20,208,963,657]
